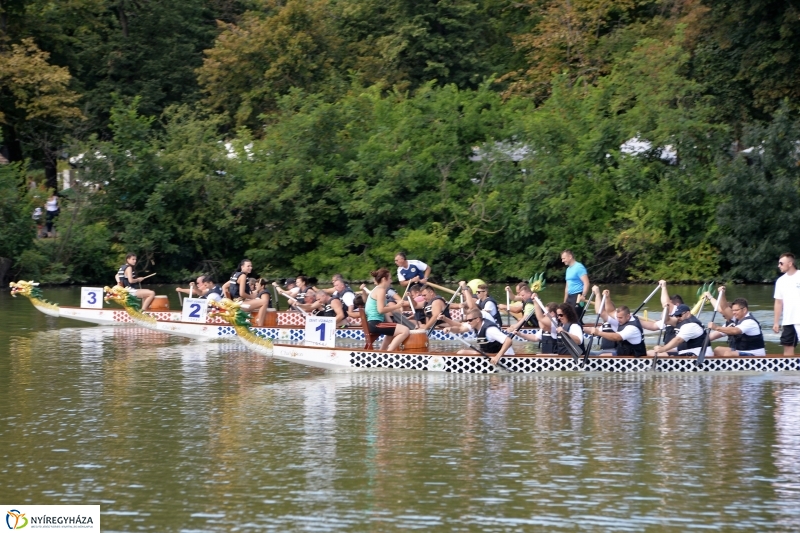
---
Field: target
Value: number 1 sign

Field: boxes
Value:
[305,315,336,347]
[182,298,208,323]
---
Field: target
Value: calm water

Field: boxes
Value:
[2,284,799,531]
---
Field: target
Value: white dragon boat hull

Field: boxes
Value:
[246,341,800,374]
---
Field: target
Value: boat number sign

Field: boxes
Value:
[182,298,208,323]
[305,316,336,347]
[80,287,104,309]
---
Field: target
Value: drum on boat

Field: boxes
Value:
[150,295,169,311]
[403,330,429,351]
[249,309,278,327]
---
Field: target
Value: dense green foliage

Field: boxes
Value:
[1,0,799,284]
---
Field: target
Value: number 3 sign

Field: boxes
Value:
[80,287,103,309]
[305,315,336,347]
[182,298,208,323]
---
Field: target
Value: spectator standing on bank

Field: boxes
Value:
[774,252,800,356]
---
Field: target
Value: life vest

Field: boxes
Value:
[557,322,585,355]
[202,285,223,299]
[295,286,310,304]
[675,315,706,351]
[477,295,504,326]
[476,319,504,354]
[117,264,135,288]
[728,314,765,352]
[228,271,250,299]
[616,316,647,356]
[424,295,451,325]
[316,301,338,318]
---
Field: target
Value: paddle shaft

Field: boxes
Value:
[632,284,660,316]
[696,289,723,366]
[583,293,607,364]
[651,305,669,371]
[452,334,510,372]
[424,282,457,295]
[578,291,594,322]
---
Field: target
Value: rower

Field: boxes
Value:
[419,284,451,328]
[587,304,647,357]
[199,275,224,302]
[394,252,431,287]
[708,298,766,356]
[311,290,347,327]
[242,279,272,325]
[320,274,356,310]
[115,253,155,311]
[294,275,312,304]
[223,259,255,301]
[505,282,539,329]
[365,268,410,351]
[649,304,712,358]
[443,308,514,365]
[176,276,204,298]
[555,303,586,356]
[474,283,503,326]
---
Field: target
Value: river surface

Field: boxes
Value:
[2,283,800,531]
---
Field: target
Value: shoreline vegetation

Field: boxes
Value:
[1,0,799,287]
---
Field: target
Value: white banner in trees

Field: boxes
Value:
[305,315,336,347]
[181,298,208,323]
[80,287,103,309]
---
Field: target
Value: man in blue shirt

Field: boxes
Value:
[561,249,589,306]
[394,252,431,287]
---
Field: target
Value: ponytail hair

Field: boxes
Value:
[371,268,391,284]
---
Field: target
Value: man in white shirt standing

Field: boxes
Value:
[774,252,800,356]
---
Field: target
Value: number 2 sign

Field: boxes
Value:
[181,298,208,323]
[305,315,336,347]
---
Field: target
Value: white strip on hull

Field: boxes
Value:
[262,343,800,374]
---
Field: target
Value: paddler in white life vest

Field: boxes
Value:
[649,304,712,358]
[586,303,647,357]
[307,290,348,327]
[115,253,155,311]
[708,297,766,356]
[443,308,514,365]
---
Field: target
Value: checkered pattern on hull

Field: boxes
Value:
[350,351,430,371]
[343,351,800,373]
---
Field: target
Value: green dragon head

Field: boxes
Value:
[10,280,58,306]
[104,285,142,312]
[208,298,253,328]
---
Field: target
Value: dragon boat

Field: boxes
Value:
[101,285,545,342]
[206,298,800,374]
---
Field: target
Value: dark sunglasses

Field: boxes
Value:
[556,313,565,317]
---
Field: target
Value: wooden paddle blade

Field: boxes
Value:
[582,336,594,365]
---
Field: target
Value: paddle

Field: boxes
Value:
[506,288,511,327]
[582,292,607,365]
[139,272,157,282]
[450,333,510,372]
[273,285,280,311]
[272,284,309,316]
[632,284,660,316]
[651,305,669,371]
[695,287,724,367]
[426,286,463,338]
[577,291,595,323]
[534,296,581,362]
[424,281,457,295]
